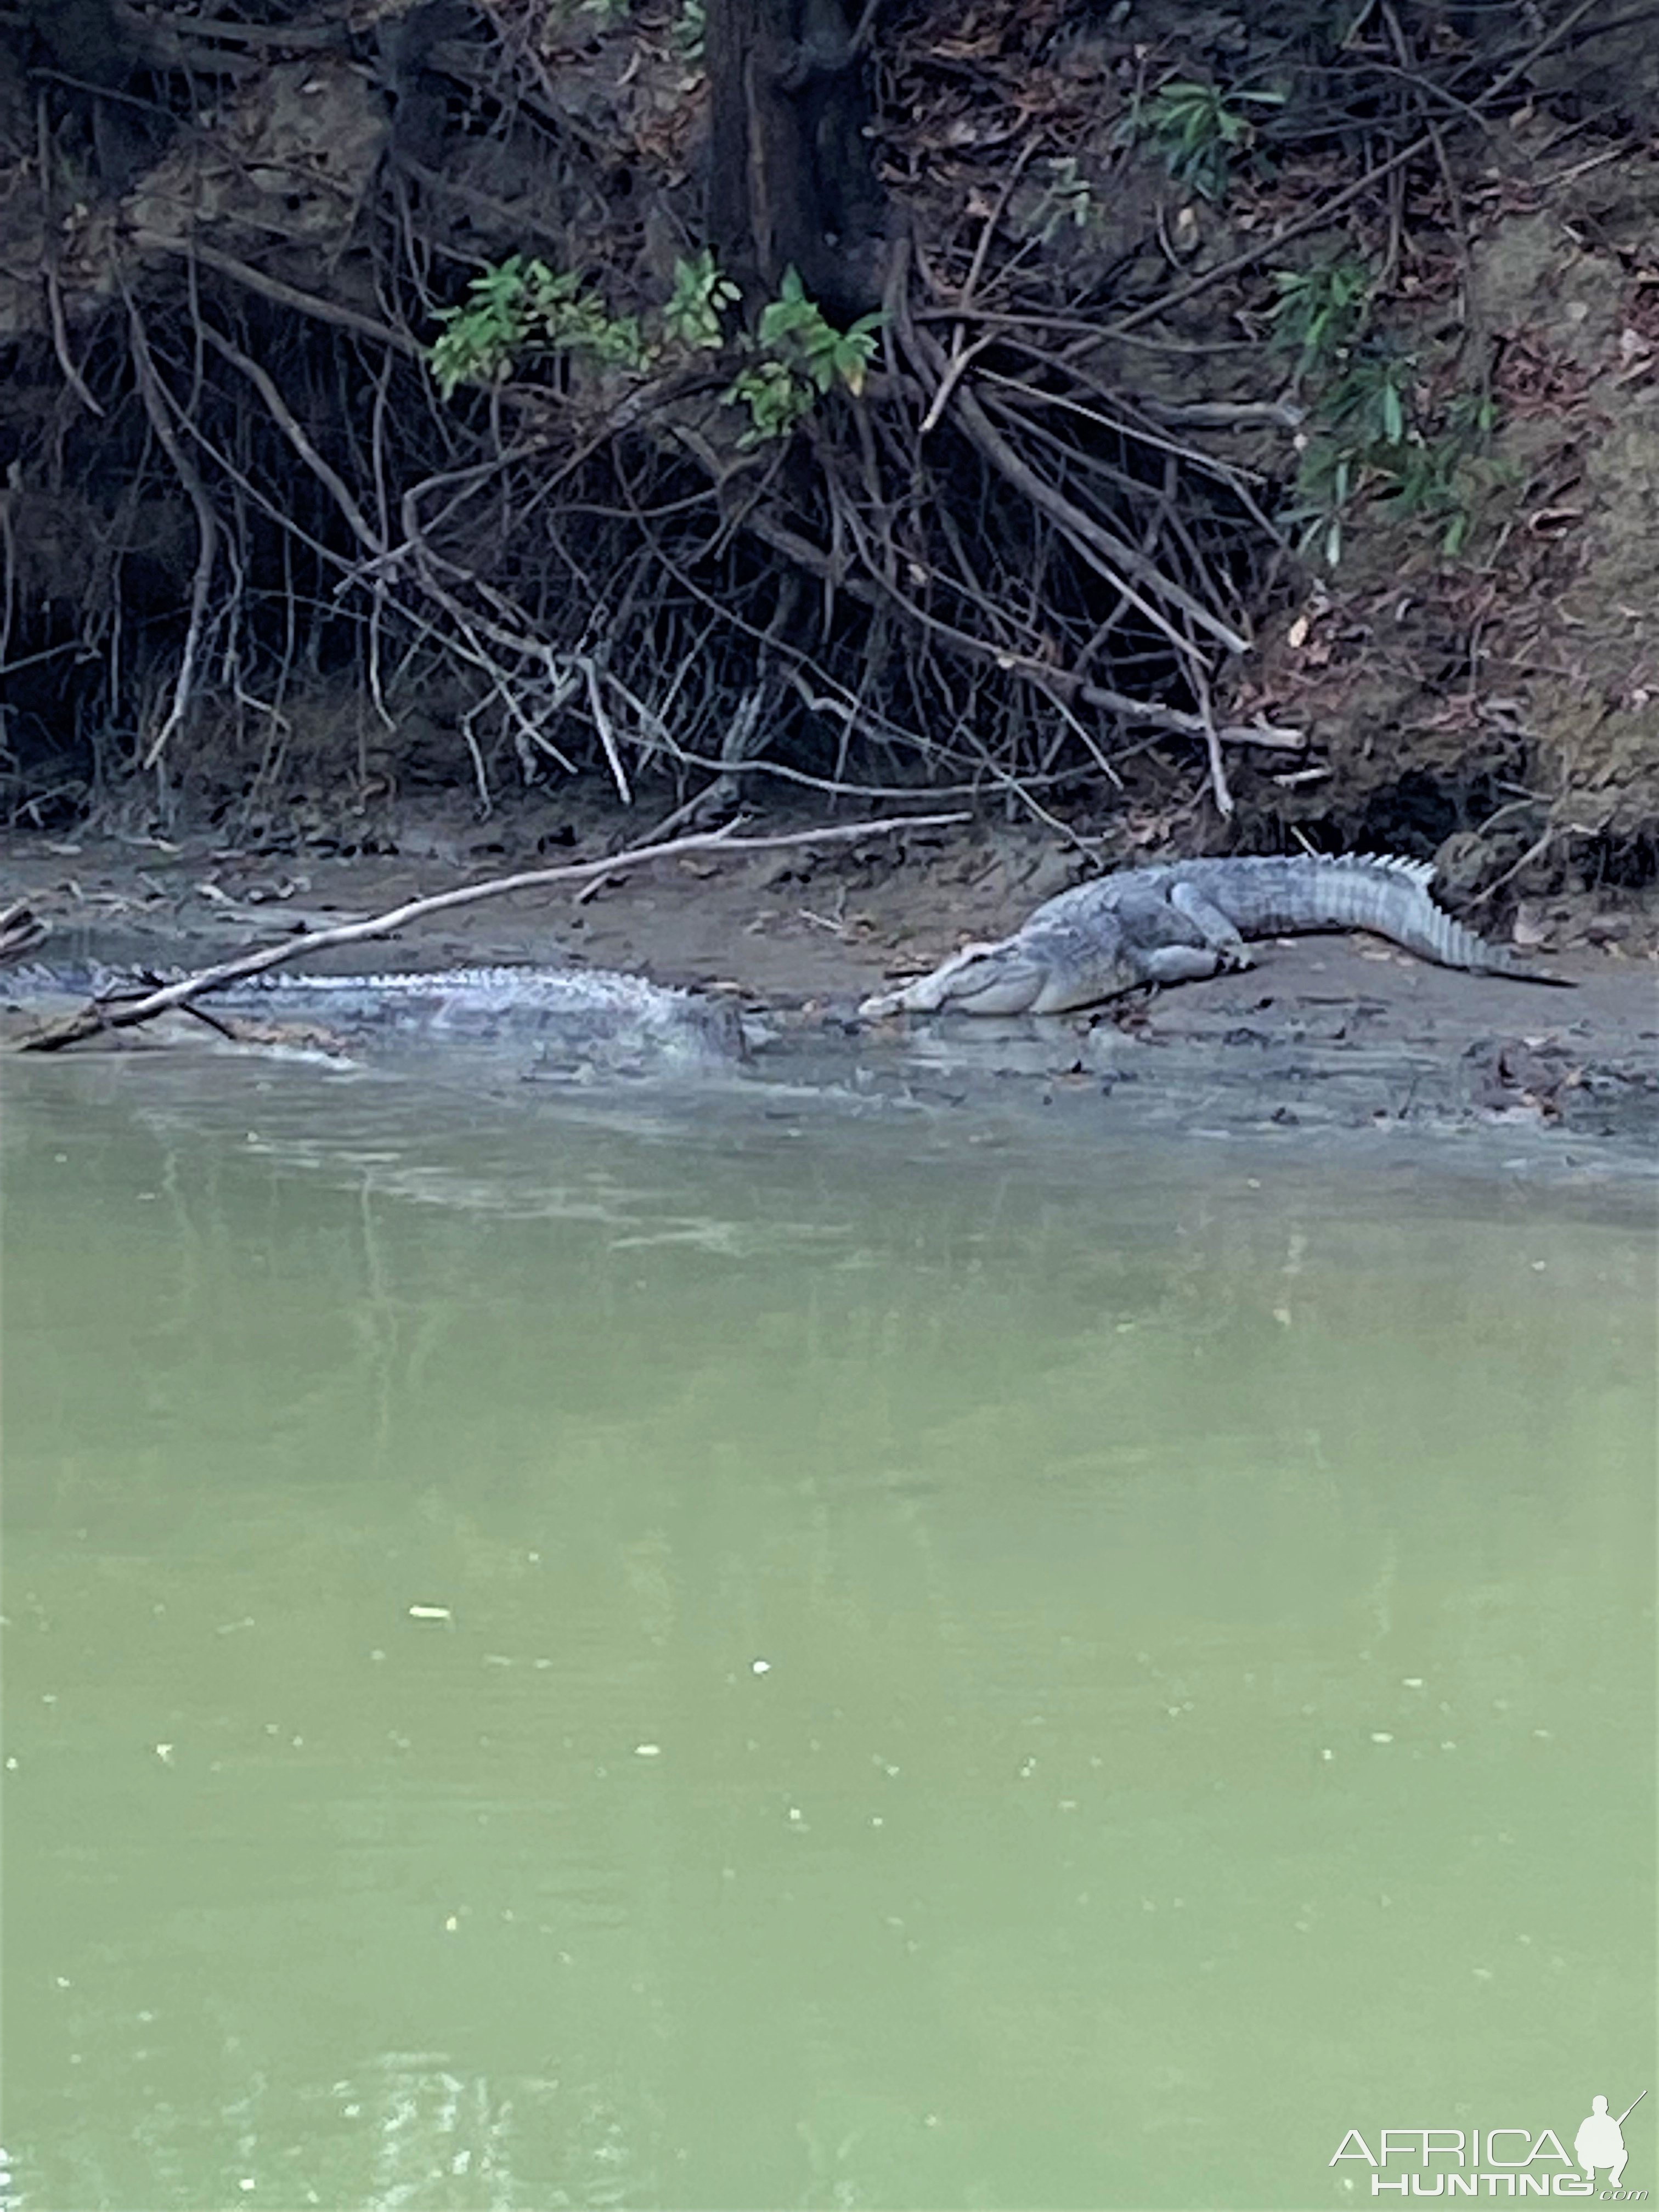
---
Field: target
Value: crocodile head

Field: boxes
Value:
[860,925,1135,1017]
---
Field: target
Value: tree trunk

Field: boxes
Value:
[705,0,886,323]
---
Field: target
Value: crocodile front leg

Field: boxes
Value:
[1130,943,1229,986]
[1166,883,1255,969]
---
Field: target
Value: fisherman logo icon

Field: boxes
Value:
[1576,2096,1637,2191]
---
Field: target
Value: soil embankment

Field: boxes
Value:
[3,1,1658,930]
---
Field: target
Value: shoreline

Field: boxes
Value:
[3,812,1656,1167]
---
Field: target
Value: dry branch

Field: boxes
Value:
[141,239,419,354]
[128,295,222,771]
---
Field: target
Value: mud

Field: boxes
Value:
[3,810,1655,1175]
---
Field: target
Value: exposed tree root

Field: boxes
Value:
[0,0,1652,904]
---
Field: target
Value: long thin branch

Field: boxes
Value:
[200,323,382,553]
[15,813,969,1052]
[900,318,1249,658]
[127,295,221,771]
[138,238,420,353]
[848,538,1296,747]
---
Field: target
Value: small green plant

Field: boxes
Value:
[1385,389,1501,556]
[1285,346,1415,568]
[756,266,881,397]
[1269,256,1373,379]
[673,0,706,60]
[663,249,740,350]
[1117,79,1283,202]
[1265,249,1500,565]
[727,357,815,443]
[430,252,881,447]
[429,257,538,396]
[429,256,645,396]
[1030,156,1101,243]
[1285,345,1499,566]
[726,267,883,444]
[1321,348,1414,449]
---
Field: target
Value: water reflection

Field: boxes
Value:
[3,1058,1654,2210]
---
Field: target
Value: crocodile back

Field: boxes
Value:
[5,961,747,1064]
[1031,855,1536,975]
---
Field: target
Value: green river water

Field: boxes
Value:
[3,1051,1654,2211]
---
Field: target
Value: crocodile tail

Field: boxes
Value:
[1212,854,1567,980]
[1358,856,1561,979]
[1422,904,1533,977]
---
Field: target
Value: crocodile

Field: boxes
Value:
[859,854,1570,1017]
[5,962,748,1071]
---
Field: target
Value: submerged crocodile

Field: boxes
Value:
[5,961,747,1071]
[860,854,1569,1017]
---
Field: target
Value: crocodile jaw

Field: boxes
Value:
[861,936,1110,1017]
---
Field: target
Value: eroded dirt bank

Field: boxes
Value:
[3,809,1656,1165]
[4,1,1658,929]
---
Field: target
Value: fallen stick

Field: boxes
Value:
[13,812,968,1052]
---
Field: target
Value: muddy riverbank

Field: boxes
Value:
[3,810,1657,1167]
